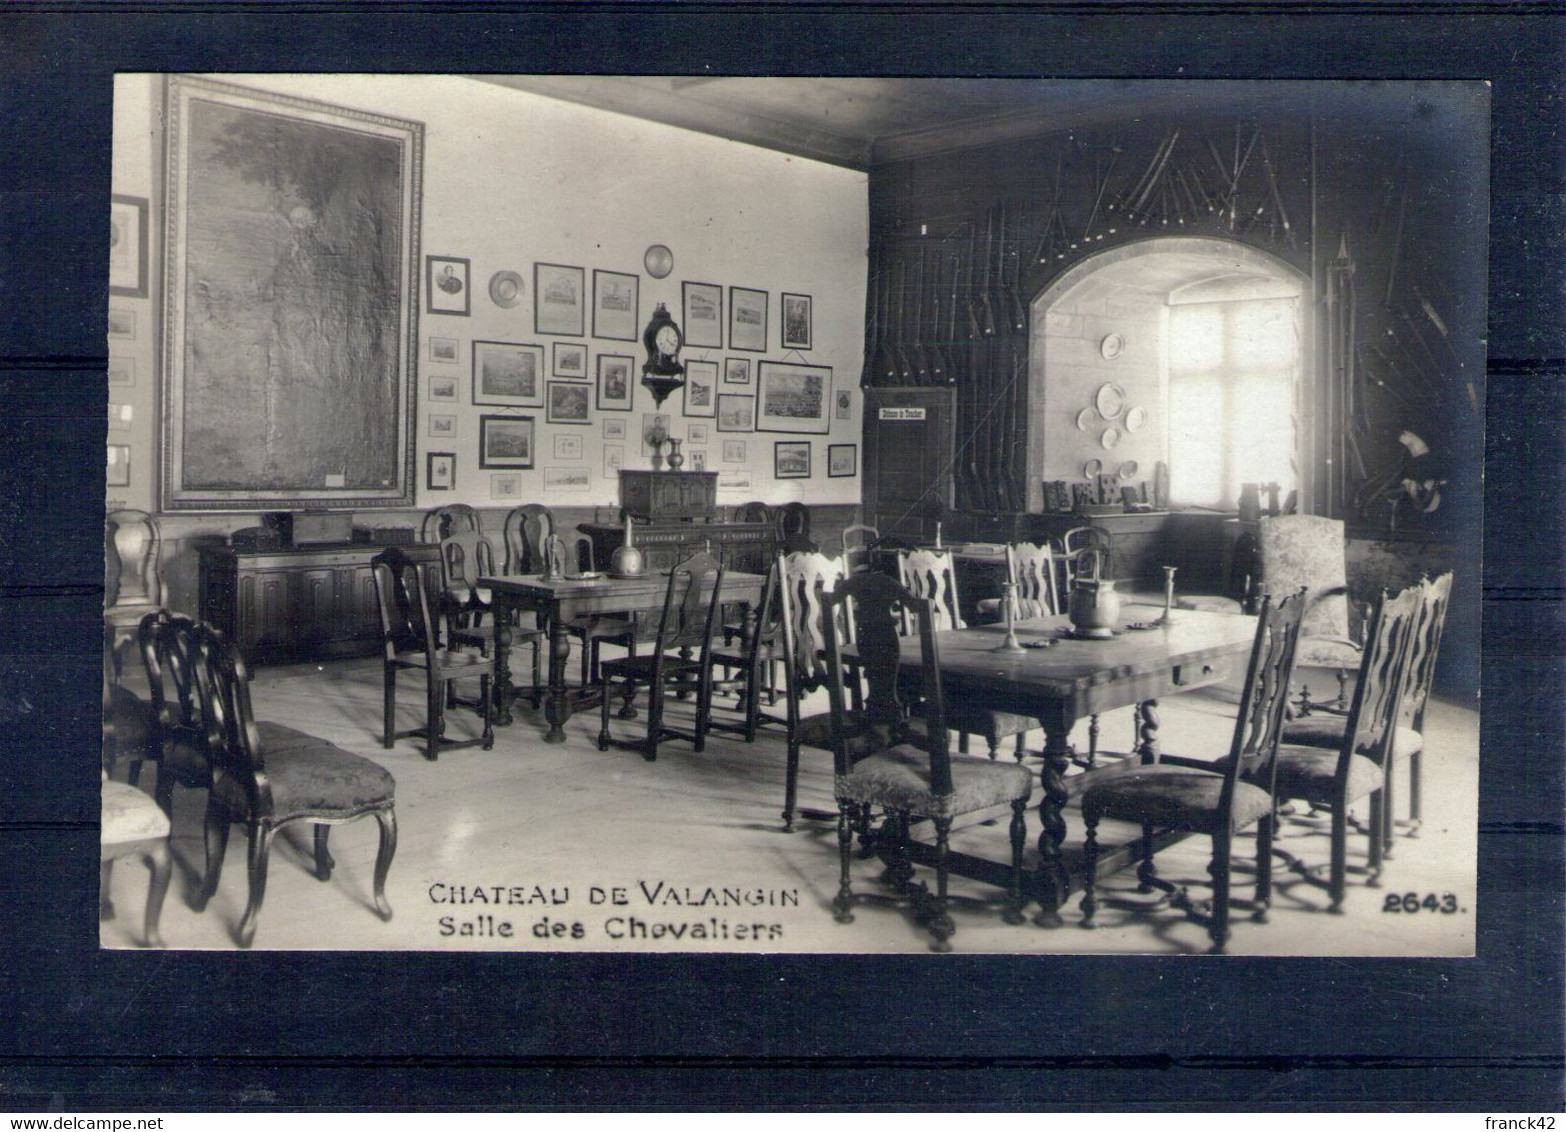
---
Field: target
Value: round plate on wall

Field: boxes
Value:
[1118,460,1139,480]
[1101,426,1123,450]
[1099,332,1125,360]
[644,244,674,279]
[1083,458,1103,479]
[1095,382,1128,420]
[1076,407,1097,432]
[1124,405,1147,433]
[488,270,524,309]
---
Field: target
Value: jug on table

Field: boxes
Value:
[1068,547,1121,639]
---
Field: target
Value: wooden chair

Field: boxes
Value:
[189,623,398,949]
[1078,587,1307,953]
[105,509,162,683]
[370,551,495,759]
[707,557,783,745]
[597,552,725,762]
[840,523,880,575]
[421,503,480,543]
[133,610,212,816]
[821,570,1033,952]
[103,620,155,784]
[1280,571,1452,841]
[732,500,772,526]
[1269,580,1423,911]
[774,501,816,553]
[101,645,170,948]
[1253,515,1362,713]
[975,541,1059,622]
[438,531,498,631]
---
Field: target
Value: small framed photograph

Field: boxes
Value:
[603,416,628,440]
[603,444,624,478]
[723,357,752,385]
[592,269,639,341]
[108,357,135,387]
[828,443,858,478]
[756,360,831,434]
[718,471,753,491]
[107,308,136,340]
[689,423,710,444]
[427,373,459,402]
[109,195,148,298]
[835,389,853,419]
[716,394,755,433]
[728,286,768,352]
[683,359,718,418]
[428,413,457,439]
[108,403,133,431]
[689,448,707,472]
[479,415,535,469]
[641,412,671,456]
[429,336,459,363]
[427,451,456,490]
[554,432,583,460]
[721,439,747,464]
[553,341,588,379]
[781,292,813,350]
[490,473,522,501]
[682,281,723,349]
[106,444,131,487]
[426,255,471,316]
[473,340,544,407]
[547,381,592,424]
[774,441,811,479]
[596,353,634,411]
[535,262,585,336]
[544,467,592,492]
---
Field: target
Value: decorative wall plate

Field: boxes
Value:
[1083,458,1103,478]
[1124,405,1147,433]
[1101,426,1122,450]
[643,244,674,279]
[1118,460,1139,479]
[488,270,524,309]
[1095,382,1127,420]
[1076,407,1097,432]
[1099,332,1125,360]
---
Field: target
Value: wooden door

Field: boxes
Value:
[862,388,955,543]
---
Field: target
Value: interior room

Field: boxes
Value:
[101,74,1486,955]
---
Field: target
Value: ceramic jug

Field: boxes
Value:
[609,515,645,577]
[1067,547,1121,639]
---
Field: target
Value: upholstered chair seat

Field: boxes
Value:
[102,779,173,843]
[1270,745,1385,805]
[840,746,1033,820]
[212,743,396,822]
[1083,766,1274,833]
[1281,716,1423,762]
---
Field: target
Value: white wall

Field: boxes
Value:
[108,74,868,516]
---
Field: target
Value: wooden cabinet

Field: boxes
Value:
[581,522,774,576]
[199,543,440,665]
[618,470,718,521]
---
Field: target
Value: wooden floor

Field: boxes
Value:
[102,648,1479,955]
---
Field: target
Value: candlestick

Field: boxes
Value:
[1158,565,1177,624]
[992,580,1026,653]
[935,521,943,549]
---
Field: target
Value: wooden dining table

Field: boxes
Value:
[900,604,1260,925]
[480,570,766,743]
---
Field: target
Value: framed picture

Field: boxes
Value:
[553,341,588,379]
[535,262,585,336]
[781,292,813,350]
[835,389,853,419]
[427,451,456,490]
[641,412,671,455]
[689,449,707,472]
[603,445,624,478]
[718,471,752,491]
[108,357,135,387]
[544,467,592,492]
[774,441,811,479]
[721,439,747,463]
[716,394,755,433]
[602,416,628,440]
[553,433,583,460]
[427,256,471,316]
[682,281,723,349]
[428,413,457,439]
[161,76,422,512]
[108,403,133,432]
[546,381,591,424]
[723,357,752,385]
[109,194,148,297]
[473,340,544,407]
[490,473,522,501]
[107,308,136,339]
[592,269,639,341]
[427,374,459,402]
[756,360,832,434]
[689,423,710,444]
[596,354,634,411]
[683,360,718,418]
[828,443,858,478]
[429,336,459,363]
[479,415,534,469]
[728,286,768,352]
[106,444,131,488]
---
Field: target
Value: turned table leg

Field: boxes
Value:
[491,597,515,727]
[1136,698,1160,764]
[543,618,573,744]
[1033,709,1074,927]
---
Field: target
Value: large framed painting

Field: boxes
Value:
[161,76,424,511]
[756,360,832,434]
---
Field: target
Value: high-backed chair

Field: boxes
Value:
[438,531,498,630]
[975,542,1059,623]
[421,503,480,543]
[370,550,495,759]
[101,646,170,948]
[840,523,880,575]
[103,621,154,783]
[189,623,398,948]
[733,500,772,527]
[597,552,725,762]
[1269,580,1423,911]
[105,509,162,682]
[774,501,815,553]
[821,570,1033,951]
[1078,587,1307,953]
[1253,514,1362,712]
[134,610,211,816]
[707,557,783,744]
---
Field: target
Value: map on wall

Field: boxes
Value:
[162,76,423,510]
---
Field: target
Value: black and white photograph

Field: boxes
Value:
[426,255,470,316]
[108,194,148,297]
[426,450,455,489]
[781,291,812,350]
[552,341,587,379]
[427,412,456,439]
[724,356,752,385]
[827,442,856,478]
[477,413,533,468]
[429,335,459,362]
[773,439,811,479]
[728,284,768,351]
[682,280,723,348]
[546,380,591,424]
[592,268,639,341]
[715,392,755,433]
[596,352,633,410]
[757,359,832,433]
[534,261,585,336]
[682,359,717,417]
[472,339,543,407]
[426,373,458,402]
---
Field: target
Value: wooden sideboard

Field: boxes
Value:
[580,521,775,576]
[199,542,440,665]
